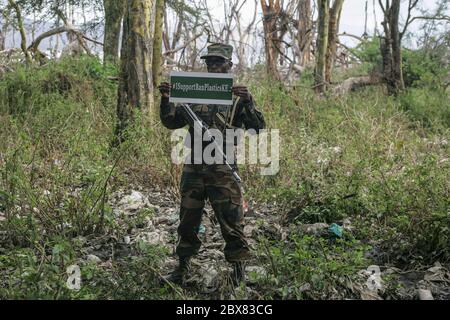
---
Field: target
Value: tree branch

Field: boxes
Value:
[8,0,31,65]
[378,0,386,15]
[163,33,203,56]
[339,32,365,42]
[53,8,93,56]
[28,26,103,53]
[400,0,419,39]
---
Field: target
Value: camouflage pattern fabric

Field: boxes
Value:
[160,91,265,263]
[176,164,250,262]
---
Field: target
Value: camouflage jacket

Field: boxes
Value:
[160,96,265,164]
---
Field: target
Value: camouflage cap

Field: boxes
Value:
[200,43,233,60]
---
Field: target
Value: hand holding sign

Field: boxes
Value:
[161,76,252,106]
[232,85,251,102]
[158,82,172,98]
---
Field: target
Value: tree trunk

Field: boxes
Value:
[65,3,76,43]
[314,0,330,93]
[55,17,60,57]
[0,33,4,51]
[380,0,404,96]
[103,0,126,64]
[297,0,311,66]
[389,0,404,93]
[261,0,281,81]
[0,23,7,51]
[152,0,164,87]
[325,0,344,84]
[115,9,130,145]
[8,0,31,66]
[115,0,155,145]
[380,35,392,93]
[0,11,7,50]
[170,15,184,61]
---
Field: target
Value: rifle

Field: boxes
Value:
[179,103,242,185]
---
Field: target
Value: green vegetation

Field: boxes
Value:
[0,54,448,299]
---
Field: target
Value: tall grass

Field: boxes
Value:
[0,56,448,299]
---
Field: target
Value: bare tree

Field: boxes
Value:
[297,0,312,67]
[231,0,258,72]
[54,8,93,56]
[170,15,184,54]
[222,0,241,43]
[261,0,282,81]
[159,1,206,71]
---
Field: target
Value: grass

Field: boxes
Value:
[0,55,448,299]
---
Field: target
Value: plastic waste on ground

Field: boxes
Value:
[329,223,343,238]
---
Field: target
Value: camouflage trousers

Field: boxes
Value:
[176,164,251,262]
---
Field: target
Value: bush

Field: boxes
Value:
[252,234,369,299]
[0,238,178,299]
[353,37,449,89]
[402,48,449,88]
[399,87,450,129]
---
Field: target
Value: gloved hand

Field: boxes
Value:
[232,85,252,103]
[158,82,171,99]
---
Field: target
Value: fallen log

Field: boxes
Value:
[332,75,381,96]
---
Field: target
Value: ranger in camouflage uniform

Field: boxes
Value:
[158,43,265,285]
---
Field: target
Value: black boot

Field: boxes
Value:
[231,261,245,286]
[166,257,191,285]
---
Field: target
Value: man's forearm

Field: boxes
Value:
[160,97,187,129]
[241,97,265,131]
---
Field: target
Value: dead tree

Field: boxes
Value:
[332,74,381,96]
[162,3,186,63]
[222,0,242,43]
[161,1,207,71]
[54,8,92,56]
[297,0,312,67]
[261,0,282,81]
[276,1,297,67]
[27,25,102,63]
[231,0,258,72]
